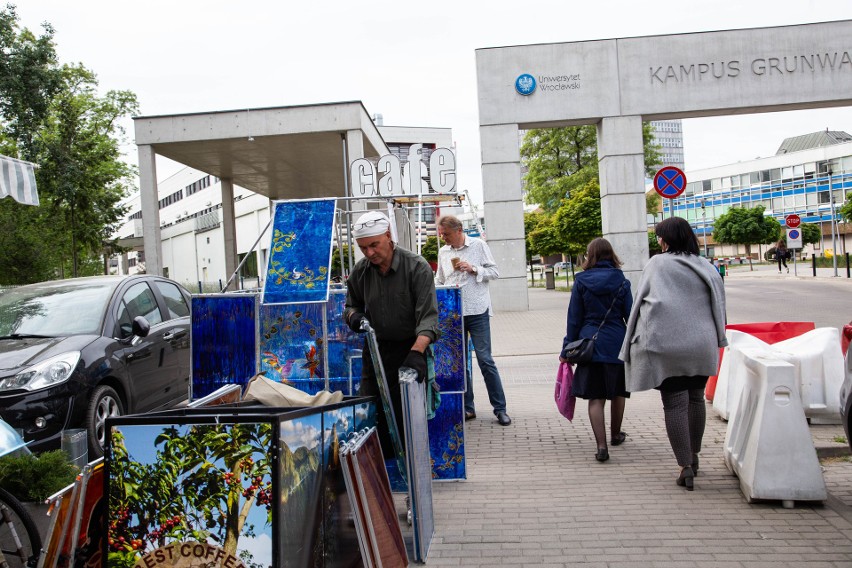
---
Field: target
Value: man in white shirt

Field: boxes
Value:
[435,215,511,426]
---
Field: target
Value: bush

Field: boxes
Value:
[0,450,78,502]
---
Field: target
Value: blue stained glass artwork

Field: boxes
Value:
[325,291,363,384]
[259,302,325,382]
[191,295,257,399]
[263,199,336,305]
[428,392,466,480]
[434,287,465,392]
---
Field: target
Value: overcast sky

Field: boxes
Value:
[16,0,852,206]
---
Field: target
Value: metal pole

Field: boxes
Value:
[220,216,274,293]
[829,167,838,277]
[701,202,708,257]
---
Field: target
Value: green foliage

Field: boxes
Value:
[552,180,603,255]
[799,222,821,246]
[840,192,852,223]
[527,216,563,257]
[109,423,274,562]
[520,126,597,213]
[713,206,781,258]
[524,212,546,262]
[420,235,439,263]
[330,244,350,277]
[0,449,78,502]
[648,230,662,254]
[0,6,138,284]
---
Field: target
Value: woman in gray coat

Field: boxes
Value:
[619,217,727,491]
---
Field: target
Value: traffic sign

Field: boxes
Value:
[786,228,802,249]
[785,214,801,228]
[653,166,687,199]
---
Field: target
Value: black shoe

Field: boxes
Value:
[595,448,609,462]
[496,411,511,426]
[692,454,699,474]
[611,432,627,446]
[676,466,694,491]
[465,410,476,421]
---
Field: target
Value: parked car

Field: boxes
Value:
[554,261,572,270]
[0,275,192,458]
[841,322,852,452]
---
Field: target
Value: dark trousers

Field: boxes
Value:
[359,337,413,458]
[660,384,707,467]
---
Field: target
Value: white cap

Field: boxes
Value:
[352,210,391,239]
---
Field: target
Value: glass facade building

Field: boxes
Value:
[660,140,852,258]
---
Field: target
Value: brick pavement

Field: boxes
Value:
[426,287,852,567]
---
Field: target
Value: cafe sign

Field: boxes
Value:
[349,144,456,197]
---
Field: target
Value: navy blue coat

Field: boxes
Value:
[561,261,633,363]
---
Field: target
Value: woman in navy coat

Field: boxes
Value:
[560,238,633,462]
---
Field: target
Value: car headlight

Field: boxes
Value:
[0,351,81,392]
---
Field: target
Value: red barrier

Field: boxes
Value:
[705,321,816,401]
[842,323,852,357]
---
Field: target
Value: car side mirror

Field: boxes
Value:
[131,316,150,339]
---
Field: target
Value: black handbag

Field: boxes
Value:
[564,281,626,365]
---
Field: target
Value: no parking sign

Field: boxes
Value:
[786,228,802,249]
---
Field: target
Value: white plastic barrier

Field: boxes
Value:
[713,328,844,423]
[723,348,826,507]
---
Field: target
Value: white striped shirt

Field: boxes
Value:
[435,235,499,316]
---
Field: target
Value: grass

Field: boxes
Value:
[833,435,847,444]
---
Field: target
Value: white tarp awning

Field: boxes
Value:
[0,154,39,206]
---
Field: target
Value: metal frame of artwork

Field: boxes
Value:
[190,294,259,399]
[343,428,409,568]
[362,321,408,488]
[340,433,377,568]
[399,372,434,562]
[262,198,337,305]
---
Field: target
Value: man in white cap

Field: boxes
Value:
[343,210,440,457]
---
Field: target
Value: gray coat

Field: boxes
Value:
[619,253,728,392]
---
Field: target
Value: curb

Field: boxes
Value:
[816,445,852,459]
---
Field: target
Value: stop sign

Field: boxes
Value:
[785,214,801,228]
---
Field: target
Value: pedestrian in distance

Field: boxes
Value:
[343,210,440,457]
[559,238,632,462]
[776,238,790,273]
[619,217,727,491]
[435,215,511,426]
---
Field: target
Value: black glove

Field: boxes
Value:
[348,312,367,332]
[401,350,427,383]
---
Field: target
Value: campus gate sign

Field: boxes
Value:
[475,20,852,311]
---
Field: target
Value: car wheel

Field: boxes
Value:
[86,385,124,459]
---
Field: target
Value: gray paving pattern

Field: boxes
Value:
[428,275,852,567]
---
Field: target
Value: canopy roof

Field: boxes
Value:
[134,101,388,200]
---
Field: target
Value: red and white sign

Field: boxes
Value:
[785,214,801,228]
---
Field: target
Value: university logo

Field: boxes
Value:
[515,73,536,95]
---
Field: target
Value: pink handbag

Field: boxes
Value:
[554,362,576,421]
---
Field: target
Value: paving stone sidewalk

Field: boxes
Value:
[426,287,852,567]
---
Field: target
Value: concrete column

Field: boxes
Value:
[137,145,163,275]
[597,116,649,287]
[220,178,238,290]
[480,124,528,312]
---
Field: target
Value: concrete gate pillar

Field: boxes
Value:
[137,144,163,275]
[596,116,649,286]
[480,124,529,312]
[220,178,238,290]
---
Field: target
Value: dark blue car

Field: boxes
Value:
[0,275,191,458]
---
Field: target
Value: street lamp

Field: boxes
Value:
[701,200,708,257]
[828,165,838,277]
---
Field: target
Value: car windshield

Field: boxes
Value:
[0,281,116,337]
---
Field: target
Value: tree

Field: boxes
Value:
[799,222,822,248]
[420,235,439,263]
[840,192,852,223]
[713,206,780,269]
[520,122,662,214]
[0,5,138,284]
[552,179,604,256]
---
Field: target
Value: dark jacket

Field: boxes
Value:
[561,261,633,364]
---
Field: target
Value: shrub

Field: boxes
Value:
[0,450,78,502]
